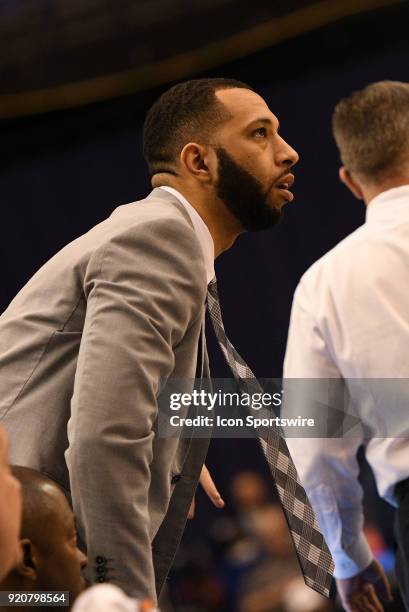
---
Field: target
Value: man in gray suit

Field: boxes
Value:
[0,78,298,602]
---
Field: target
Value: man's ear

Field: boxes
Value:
[180,143,214,183]
[15,539,38,581]
[339,166,364,200]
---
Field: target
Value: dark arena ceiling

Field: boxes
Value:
[0,0,403,117]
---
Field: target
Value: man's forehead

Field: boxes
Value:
[215,88,278,127]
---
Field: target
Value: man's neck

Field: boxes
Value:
[364,176,409,206]
[153,179,243,257]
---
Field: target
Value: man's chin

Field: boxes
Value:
[268,192,291,211]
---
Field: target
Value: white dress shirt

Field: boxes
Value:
[283,185,409,579]
[159,186,215,284]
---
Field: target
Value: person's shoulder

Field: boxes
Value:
[92,191,206,286]
[294,223,371,311]
[100,190,200,257]
[110,188,191,225]
[300,223,369,288]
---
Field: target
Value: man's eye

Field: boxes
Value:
[253,127,267,138]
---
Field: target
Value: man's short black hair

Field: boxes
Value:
[143,78,253,178]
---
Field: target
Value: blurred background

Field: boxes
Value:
[1,0,409,609]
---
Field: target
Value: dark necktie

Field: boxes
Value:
[207,277,334,598]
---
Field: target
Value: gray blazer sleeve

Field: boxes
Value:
[65,216,206,600]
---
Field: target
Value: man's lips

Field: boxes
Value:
[274,173,295,202]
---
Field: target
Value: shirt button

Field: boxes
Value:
[97,576,106,583]
[95,556,106,564]
[171,474,181,484]
[96,566,105,574]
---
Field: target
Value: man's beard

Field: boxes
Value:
[215,146,283,231]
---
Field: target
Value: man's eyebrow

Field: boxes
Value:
[246,117,280,131]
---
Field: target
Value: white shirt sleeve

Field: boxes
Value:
[283,279,373,579]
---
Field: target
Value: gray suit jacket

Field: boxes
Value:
[0,188,211,600]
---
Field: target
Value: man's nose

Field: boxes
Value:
[277,136,299,168]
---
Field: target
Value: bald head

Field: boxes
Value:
[11,467,69,553]
[0,467,87,609]
[0,428,21,582]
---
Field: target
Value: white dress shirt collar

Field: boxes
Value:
[366,184,409,223]
[159,186,215,284]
